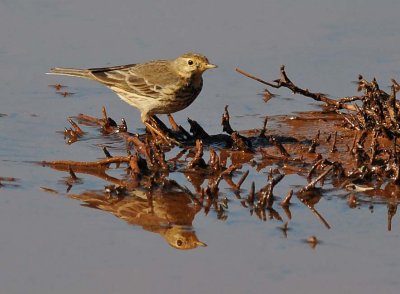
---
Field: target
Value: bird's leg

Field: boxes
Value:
[144,116,182,147]
[144,120,164,142]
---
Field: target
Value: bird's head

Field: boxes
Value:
[173,52,217,78]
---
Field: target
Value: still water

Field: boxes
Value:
[1,0,400,293]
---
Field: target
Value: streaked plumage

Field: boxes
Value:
[48,52,217,122]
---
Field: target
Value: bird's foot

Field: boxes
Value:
[145,116,182,147]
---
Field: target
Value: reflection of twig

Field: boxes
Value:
[279,222,289,238]
[298,194,331,229]
[41,157,130,186]
[387,195,398,231]
[280,190,293,207]
[42,156,130,168]
[236,170,249,190]
[258,170,285,209]
[309,203,330,229]
[0,177,20,188]
[47,165,126,186]
[247,181,255,205]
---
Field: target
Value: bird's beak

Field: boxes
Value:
[196,241,207,247]
[205,63,218,69]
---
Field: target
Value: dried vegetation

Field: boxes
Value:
[40,66,400,248]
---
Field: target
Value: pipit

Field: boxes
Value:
[48,52,217,141]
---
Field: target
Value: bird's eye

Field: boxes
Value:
[187,60,194,65]
[176,240,183,247]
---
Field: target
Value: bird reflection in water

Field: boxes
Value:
[69,187,206,250]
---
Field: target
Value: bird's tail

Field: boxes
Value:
[47,67,91,79]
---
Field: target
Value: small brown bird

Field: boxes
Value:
[47,53,217,124]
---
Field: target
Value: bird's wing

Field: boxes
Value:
[89,63,138,72]
[88,61,181,97]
